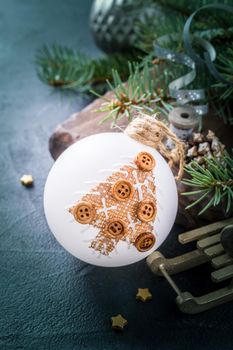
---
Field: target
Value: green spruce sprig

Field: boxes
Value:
[35,44,140,92]
[181,155,233,215]
[36,45,93,90]
[91,63,173,126]
[214,45,233,100]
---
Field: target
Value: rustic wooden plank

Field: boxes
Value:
[212,254,233,269]
[49,89,233,230]
[197,233,221,250]
[49,91,125,161]
[211,265,233,283]
[204,243,224,258]
[179,218,233,245]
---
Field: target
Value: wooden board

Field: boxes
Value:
[49,92,233,228]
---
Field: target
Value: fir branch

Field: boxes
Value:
[155,0,233,18]
[35,44,140,92]
[134,14,186,53]
[213,45,233,101]
[134,3,233,54]
[181,156,233,215]
[211,98,233,125]
[36,45,93,90]
[92,53,139,86]
[91,63,172,126]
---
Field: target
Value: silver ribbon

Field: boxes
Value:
[183,4,233,86]
[154,33,216,117]
[154,4,233,118]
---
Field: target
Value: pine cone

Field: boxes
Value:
[185,130,226,165]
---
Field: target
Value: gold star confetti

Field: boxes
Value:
[136,288,152,302]
[111,314,128,331]
[20,174,34,187]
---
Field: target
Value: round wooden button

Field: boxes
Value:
[112,180,134,201]
[105,219,125,238]
[135,152,155,171]
[137,200,156,222]
[73,201,95,224]
[135,232,155,252]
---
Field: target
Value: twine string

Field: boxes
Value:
[125,114,184,181]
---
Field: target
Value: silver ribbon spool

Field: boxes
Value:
[168,106,199,141]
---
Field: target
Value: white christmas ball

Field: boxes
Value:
[44,132,178,267]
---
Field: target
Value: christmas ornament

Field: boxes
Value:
[44,129,178,267]
[90,0,161,53]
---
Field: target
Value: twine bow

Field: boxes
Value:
[125,114,185,181]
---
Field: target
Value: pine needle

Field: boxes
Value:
[35,44,140,92]
[91,63,172,125]
[182,156,233,215]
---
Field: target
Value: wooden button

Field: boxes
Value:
[135,232,155,252]
[105,219,125,238]
[135,152,155,171]
[112,180,134,201]
[137,200,156,222]
[72,201,95,224]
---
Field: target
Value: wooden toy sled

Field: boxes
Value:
[147,218,233,314]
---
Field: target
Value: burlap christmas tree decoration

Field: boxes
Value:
[69,151,157,256]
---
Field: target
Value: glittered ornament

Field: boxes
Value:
[89,0,161,53]
[44,130,178,267]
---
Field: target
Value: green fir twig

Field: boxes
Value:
[36,45,93,90]
[181,156,233,215]
[35,44,140,92]
[213,45,233,101]
[91,63,173,126]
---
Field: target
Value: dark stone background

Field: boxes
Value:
[0,0,232,349]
